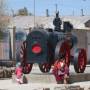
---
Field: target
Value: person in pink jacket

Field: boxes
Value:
[15,62,23,84]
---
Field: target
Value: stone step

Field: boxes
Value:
[54,85,84,90]
[69,73,90,83]
[0,67,15,78]
[25,73,90,84]
[25,73,57,83]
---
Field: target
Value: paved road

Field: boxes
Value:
[0,65,90,90]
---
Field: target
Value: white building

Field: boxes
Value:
[1,15,90,61]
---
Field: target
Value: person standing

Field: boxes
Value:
[15,62,23,84]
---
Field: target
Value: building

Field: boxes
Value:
[1,15,90,63]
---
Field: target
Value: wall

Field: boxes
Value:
[72,29,90,64]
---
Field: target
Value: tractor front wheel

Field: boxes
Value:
[39,63,51,73]
[23,63,33,74]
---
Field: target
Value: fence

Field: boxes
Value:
[0,30,10,60]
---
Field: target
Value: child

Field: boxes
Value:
[52,58,69,84]
[15,62,23,84]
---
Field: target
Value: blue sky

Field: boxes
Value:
[7,0,90,16]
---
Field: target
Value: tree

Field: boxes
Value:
[0,0,10,30]
[18,7,29,16]
[16,7,33,16]
[0,0,10,39]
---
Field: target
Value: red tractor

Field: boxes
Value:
[18,12,87,74]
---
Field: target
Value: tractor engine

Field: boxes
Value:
[26,29,49,64]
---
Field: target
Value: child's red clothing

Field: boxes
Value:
[52,61,69,82]
[15,66,23,84]
[15,67,23,79]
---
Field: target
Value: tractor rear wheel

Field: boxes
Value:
[55,40,71,67]
[73,48,87,73]
[39,63,51,73]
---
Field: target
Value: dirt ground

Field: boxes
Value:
[0,79,90,90]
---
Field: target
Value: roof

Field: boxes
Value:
[9,15,90,30]
[62,16,90,30]
[85,20,90,27]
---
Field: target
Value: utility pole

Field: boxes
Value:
[34,0,35,27]
[81,9,84,16]
[55,4,58,13]
[81,0,86,16]
[46,9,49,17]
[11,9,14,17]
[72,9,75,16]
